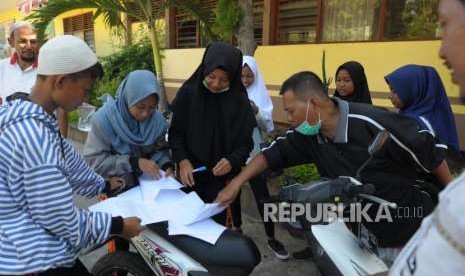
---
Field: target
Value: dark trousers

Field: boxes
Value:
[37,259,91,276]
[231,172,275,238]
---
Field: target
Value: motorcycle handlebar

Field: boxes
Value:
[345,183,376,197]
[263,183,376,204]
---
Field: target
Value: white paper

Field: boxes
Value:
[139,173,183,201]
[167,192,225,226]
[91,179,225,243]
[168,219,226,244]
[89,197,170,225]
[191,203,225,224]
[154,188,186,205]
[89,197,132,218]
[117,185,143,201]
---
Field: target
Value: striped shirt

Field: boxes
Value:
[0,100,112,275]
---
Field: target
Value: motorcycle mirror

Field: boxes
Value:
[356,130,391,180]
[368,130,390,156]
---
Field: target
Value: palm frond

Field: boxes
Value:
[26,0,131,40]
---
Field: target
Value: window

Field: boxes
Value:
[322,0,381,42]
[253,0,264,45]
[383,0,440,40]
[270,0,439,44]
[277,0,319,43]
[175,9,199,48]
[63,12,95,52]
[167,0,440,48]
[174,0,216,48]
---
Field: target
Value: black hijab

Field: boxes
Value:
[333,61,372,104]
[170,42,256,168]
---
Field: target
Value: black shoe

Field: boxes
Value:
[292,247,312,260]
[267,239,289,260]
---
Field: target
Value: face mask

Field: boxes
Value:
[203,79,229,93]
[295,100,321,136]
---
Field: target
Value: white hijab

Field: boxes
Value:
[242,55,274,133]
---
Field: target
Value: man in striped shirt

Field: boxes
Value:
[0,35,143,275]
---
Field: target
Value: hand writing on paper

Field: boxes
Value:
[138,158,161,179]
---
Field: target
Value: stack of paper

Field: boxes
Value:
[89,174,226,244]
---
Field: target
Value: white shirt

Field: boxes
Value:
[0,54,37,102]
[390,173,465,275]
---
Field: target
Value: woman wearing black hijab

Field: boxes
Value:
[169,42,256,224]
[333,61,373,104]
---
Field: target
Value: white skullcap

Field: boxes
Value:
[9,21,35,37]
[37,35,98,75]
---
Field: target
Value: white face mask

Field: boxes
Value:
[202,79,229,93]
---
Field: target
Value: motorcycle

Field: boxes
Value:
[266,130,397,276]
[90,220,261,276]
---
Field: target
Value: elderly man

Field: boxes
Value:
[0,21,39,103]
[389,0,465,275]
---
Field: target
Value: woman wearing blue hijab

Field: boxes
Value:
[385,64,459,151]
[385,64,462,174]
[84,70,172,187]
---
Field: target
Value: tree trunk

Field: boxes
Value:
[123,13,132,46]
[237,0,257,56]
[148,20,168,112]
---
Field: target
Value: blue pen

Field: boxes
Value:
[192,166,207,173]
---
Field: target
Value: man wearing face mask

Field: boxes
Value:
[216,71,452,255]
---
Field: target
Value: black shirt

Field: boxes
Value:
[263,98,446,247]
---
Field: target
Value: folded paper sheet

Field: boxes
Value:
[139,173,183,201]
[89,176,226,244]
[166,192,224,226]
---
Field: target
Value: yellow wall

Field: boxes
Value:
[163,41,464,115]
[0,8,22,23]
[53,9,123,57]
[163,42,465,149]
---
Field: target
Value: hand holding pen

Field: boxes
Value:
[179,159,209,187]
[179,159,196,187]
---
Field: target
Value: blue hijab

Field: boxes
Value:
[385,64,459,151]
[93,70,168,154]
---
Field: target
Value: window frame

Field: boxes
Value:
[165,0,441,49]
[63,12,96,52]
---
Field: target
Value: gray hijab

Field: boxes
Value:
[93,70,168,154]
